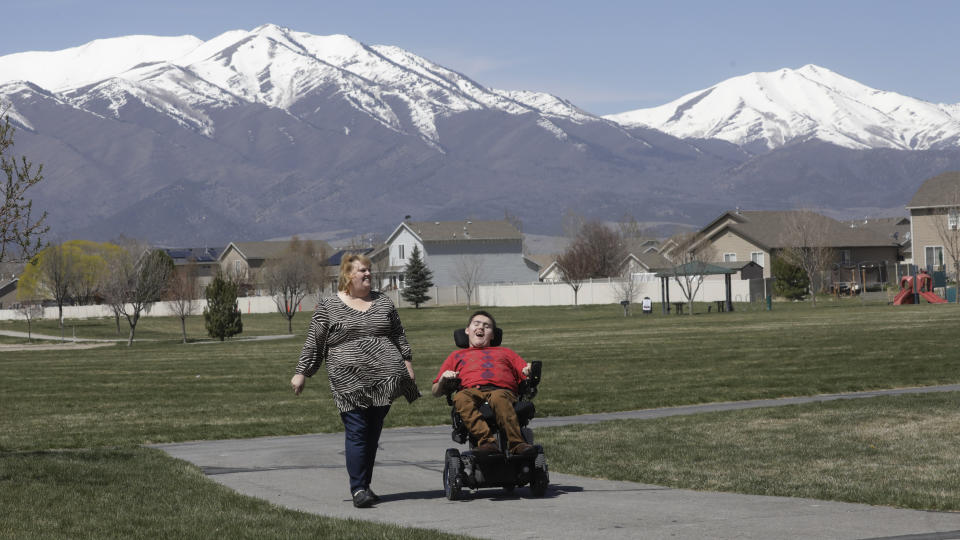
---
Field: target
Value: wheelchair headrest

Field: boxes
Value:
[454,327,503,348]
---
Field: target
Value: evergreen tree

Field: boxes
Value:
[772,256,809,300]
[204,271,243,341]
[401,245,433,308]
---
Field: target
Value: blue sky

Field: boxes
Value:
[4,0,958,115]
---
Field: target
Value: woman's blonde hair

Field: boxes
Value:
[338,253,373,292]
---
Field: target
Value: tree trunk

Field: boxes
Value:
[181,318,187,344]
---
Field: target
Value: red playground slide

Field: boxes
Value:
[892,288,913,305]
[920,291,949,304]
[893,273,948,304]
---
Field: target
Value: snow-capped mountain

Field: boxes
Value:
[0,24,597,148]
[3,26,960,246]
[605,65,960,151]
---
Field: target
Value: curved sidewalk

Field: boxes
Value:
[154,385,960,540]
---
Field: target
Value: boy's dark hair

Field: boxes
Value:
[467,310,496,329]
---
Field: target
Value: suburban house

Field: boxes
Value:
[160,247,223,289]
[906,171,960,273]
[0,277,17,309]
[688,209,902,288]
[538,249,672,282]
[841,217,911,266]
[383,220,540,287]
[218,239,334,295]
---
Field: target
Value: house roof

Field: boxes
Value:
[162,246,223,264]
[702,210,899,250]
[906,171,960,209]
[712,260,763,271]
[400,220,522,242]
[524,253,556,271]
[219,240,333,262]
[327,247,375,266]
[633,251,671,271]
[840,216,910,245]
[655,262,739,278]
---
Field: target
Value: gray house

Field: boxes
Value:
[384,220,540,287]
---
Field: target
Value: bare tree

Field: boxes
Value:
[613,274,641,315]
[369,251,390,291]
[17,299,43,342]
[669,233,715,316]
[454,254,486,308]
[17,242,75,328]
[263,237,324,333]
[167,260,201,343]
[556,221,626,305]
[0,113,48,264]
[778,210,835,306]
[102,244,174,346]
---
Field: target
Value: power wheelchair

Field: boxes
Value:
[440,326,548,500]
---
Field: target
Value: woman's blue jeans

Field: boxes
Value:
[340,405,390,494]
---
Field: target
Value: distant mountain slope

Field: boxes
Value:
[2,28,959,245]
[605,65,960,152]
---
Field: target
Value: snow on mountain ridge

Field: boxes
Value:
[0,24,596,146]
[605,64,960,151]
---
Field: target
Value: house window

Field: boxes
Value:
[949,209,959,230]
[398,244,405,259]
[751,252,764,267]
[723,253,736,262]
[925,246,944,271]
[234,260,243,276]
[839,250,851,265]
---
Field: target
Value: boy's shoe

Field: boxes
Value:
[476,442,500,453]
[511,443,537,456]
[352,489,375,508]
[366,488,381,502]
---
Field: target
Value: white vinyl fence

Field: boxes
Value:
[0,276,756,321]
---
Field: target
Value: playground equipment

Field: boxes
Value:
[893,272,948,305]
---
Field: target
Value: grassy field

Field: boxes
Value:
[2,299,960,536]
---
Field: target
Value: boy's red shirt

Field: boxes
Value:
[433,346,528,393]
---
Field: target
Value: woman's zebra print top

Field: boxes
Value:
[296,291,420,412]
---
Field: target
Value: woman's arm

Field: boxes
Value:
[291,300,330,394]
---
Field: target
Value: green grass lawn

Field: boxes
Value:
[538,391,960,510]
[2,300,960,536]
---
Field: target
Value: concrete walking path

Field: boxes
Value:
[154,384,960,540]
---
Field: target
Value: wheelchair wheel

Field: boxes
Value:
[530,453,549,497]
[443,449,462,501]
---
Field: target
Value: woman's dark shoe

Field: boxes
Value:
[366,488,381,503]
[352,489,375,508]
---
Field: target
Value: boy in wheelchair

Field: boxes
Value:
[431,310,547,498]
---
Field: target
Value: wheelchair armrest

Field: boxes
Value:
[440,377,461,406]
[520,360,542,400]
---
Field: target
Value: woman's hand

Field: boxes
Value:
[404,360,415,380]
[291,373,306,395]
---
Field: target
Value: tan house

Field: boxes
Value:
[218,240,333,295]
[690,210,901,286]
[906,171,960,273]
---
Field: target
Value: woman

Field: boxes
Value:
[291,253,419,508]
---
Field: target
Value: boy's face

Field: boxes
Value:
[466,314,494,348]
